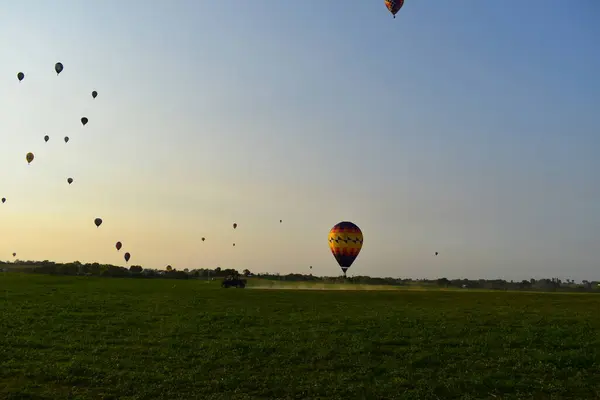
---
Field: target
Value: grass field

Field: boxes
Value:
[1,273,600,399]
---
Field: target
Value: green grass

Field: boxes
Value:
[1,273,600,399]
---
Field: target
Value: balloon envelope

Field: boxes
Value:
[328,221,363,275]
[116,241,122,251]
[92,91,98,99]
[124,252,131,262]
[1,198,5,203]
[94,218,102,227]
[26,152,34,164]
[67,178,73,184]
[81,117,88,126]
[64,136,69,143]
[17,72,24,81]
[55,62,64,75]
[44,135,49,142]
[233,223,237,229]
[384,0,404,17]
[201,237,205,241]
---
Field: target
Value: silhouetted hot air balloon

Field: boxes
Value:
[233,223,237,229]
[44,135,49,143]
[328,221,363,277]
[1,198,5,204]
[166,265,173,272]
[116,241,122,251]
[17,72,24,82]
[67,178,73,185]
[201,237,205,242]
[55,62,64,75]
[26,152,34,164]
[81,117,88,126]
[64,136,69,143]
[384,0,404,18]
[435,252,439,256]
[92,91,98,99]
[124,252,131,263]
[94,218,102,228]
[310,266,313,269]
[12,253,16,257]
[280,219,282,223]
[233,243,236,247]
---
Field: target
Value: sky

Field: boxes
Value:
[0,1,599,281]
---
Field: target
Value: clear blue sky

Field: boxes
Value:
[0,1,598,281]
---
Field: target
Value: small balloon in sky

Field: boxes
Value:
[92,90,98,99]
[124,252,131,263]
[55,62,64,75]
[81,117,88,126]
[64,136,69,143]
[94,218,102,228]
[67,178,73,185]
[26,152,34,164]
[116,241,122,251]
[44,135,49,143]
[17,72,24,82]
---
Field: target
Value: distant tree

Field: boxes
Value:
[243,269,251,277]
[129,265,143,273]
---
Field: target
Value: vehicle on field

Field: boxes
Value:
[221,275,247,288]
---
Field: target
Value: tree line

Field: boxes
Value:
[1,259,599,293]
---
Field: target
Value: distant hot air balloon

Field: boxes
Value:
[81,117,88,126]
[233,223,237,229]
[384,0,404,18]
[44,135,49,143]
[55,62,64,75]
[1,198,5,203]
[166,265,173,272]
[201,237,205,242]
[233,243,236,247]
[17,72,24,82]
[94,218,102,228]
[328,221,363,277]
[435,252,439,256]
[310,266,313,269]
[280,219,282,223]
[92,91,98,99]
[26,152,34,164]
[116,241,122,251]
[12,253,16,257]
[67,178,73,185]
[124,252,131,263]
[64,136,69,143]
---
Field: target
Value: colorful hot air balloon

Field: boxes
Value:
[116,241,122,251]
[233,223,237,229]
[44,135,49,142]
[55,62,64,75]
[64,136,69,143]
[67,178,73,185]
[328,221,363,277]
[81,117,88,126]
[26,152,34,164]
[1,198,5,203]
[384,0,404,18]
[17,72,24,82]
[124,252,131,263]
[94,218,102,228]
[92,91,98,99]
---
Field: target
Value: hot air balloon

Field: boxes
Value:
[166,265,173,272]
[92,91,98,99]
[280,219,282,223]
[1,198,5,203]
[116,241,122,251]
[201,237,205,242]
[55,62,64,75]
[124,252,131,263]
[94,218,102,228]
[233,243,236,247]
[67,178,73,185]
[26,152,34,164]
[328,221,363,277]
[64,136,69,143]
[435,252,439,256]
[44,135,49,143]
[384,0,404,18]
[12,253,16,257]
[17,72,24,82]
[81,117,88,126]
[233,223,237,229]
